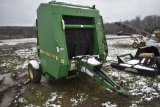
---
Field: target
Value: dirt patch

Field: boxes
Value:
[0,40,37,107]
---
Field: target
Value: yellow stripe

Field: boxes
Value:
[39,49,58,60]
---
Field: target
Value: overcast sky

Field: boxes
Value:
[0,0,160,26]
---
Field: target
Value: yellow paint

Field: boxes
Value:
[29,67,33,79]
[40,49,58,60]
[69,68,77,71]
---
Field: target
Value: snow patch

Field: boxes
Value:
[157,83,160,90]
[134,65,154,71]
[127,59,139,65]
[119,63,132,67]
[81,67,94,77]
[18,97,28,104]
[87,57,101,65]
[102,102,117,107]
[70,93,88,106]
[0,38,36,46]
[43,92,61,107]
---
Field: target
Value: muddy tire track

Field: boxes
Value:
[0,40,37,107]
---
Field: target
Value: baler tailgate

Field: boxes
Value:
[63,15,94,59]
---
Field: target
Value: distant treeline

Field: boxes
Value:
[0,26,35,39]
[104,15,160,34]
[0,15,159,39]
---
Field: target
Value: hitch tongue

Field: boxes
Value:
[77,56,128,96]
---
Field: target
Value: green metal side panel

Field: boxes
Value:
[37,3,70,79]
[93,17,107,56]
[100,16,108,56]
[51,4,100,17]
[52,14,70,78]
[37,4,60,79]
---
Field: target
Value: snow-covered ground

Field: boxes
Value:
[105,36,160,107]
[1,36,160,107]
[0,38,36,46]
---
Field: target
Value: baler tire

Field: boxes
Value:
[28,63,41,83]
[140,42,146,47]
[132,42,139,48]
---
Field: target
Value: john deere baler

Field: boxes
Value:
[28,1,127,96]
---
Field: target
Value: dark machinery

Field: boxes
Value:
[115,22,160,48]
[111,46,160,76]
[111,22,160,76]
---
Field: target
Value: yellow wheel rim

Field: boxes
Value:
[133,42,138,48]
[140,42,145,47]
[29,67,33,79]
